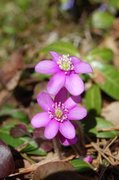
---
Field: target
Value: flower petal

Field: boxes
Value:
[58,133,77,146]
[64,97,76,110]
[44,120,59,139]
[61,137,77,146]
[54,87,68,103]
[59,121,75,139]
[74,61,93,74]
[71,95,82,103]
[47,72,65,95]
[84,156,93,163]
[35,60,58,74]
[68,106,87,120]
[50,51,60,62]
[31,112,50,128]
[71,56,81,64]
[37,92,54,111]
[65,74,84,96]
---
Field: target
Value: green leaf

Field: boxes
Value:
[25,148,46,156]
[0,105,28,123]
[85,48,119,100]
[92,63,119,100]
[16,0,30,11]
[92,11,114,29]
[32,73,49,81]
[20,139,46,156]
[0,131,23,147]
[86,48,113,63]
[89,117,118,138]
[109,0,119,9]
[39,41,80,56]
[85,84,102,115]
[0,127,46,156]
[70,159,92,172]
[3,26,16,35]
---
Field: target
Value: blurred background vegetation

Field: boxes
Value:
[0,0,119,61]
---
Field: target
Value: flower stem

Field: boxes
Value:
[52,138,62,160]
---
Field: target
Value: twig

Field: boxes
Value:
[91,142,113,165]
[21,153,35,164]
[98,127,119,131]
[99,166,108,180]
[97,139,102,164]
[85,142,106,148]
[104,136,118,152]
[104,151,119,161]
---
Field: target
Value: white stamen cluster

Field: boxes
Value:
[48,102,68,123]
[57,55,74,72]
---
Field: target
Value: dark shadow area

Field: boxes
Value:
[81,109,97,137]
[44,171,88,180]
[98,164,119,180]
[5,173,31,180]
[10,146,24,169]
[14,86,33,107]
[68,0,98,21]
[34,170,94,180]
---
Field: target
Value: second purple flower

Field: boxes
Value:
[31,91,87,140]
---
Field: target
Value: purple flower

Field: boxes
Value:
[35,51,93,96]
[31,91,87,140]
[60,0,75,11]
[84,155,93,164]
[98,4,107,12]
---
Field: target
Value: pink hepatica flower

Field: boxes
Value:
[31,92,87,140]
[35,51,93,96]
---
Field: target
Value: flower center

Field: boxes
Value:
[57,55,74,72]
[48,102,68,123]
[55,108,63,118]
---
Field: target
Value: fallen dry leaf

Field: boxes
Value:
[92,70,105,84]
[33,161,93,180]
[101,36,119,68]
[0,90,11,107]
[111,18,119,39]
[0,49,25,90]
[102,101,119,127]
